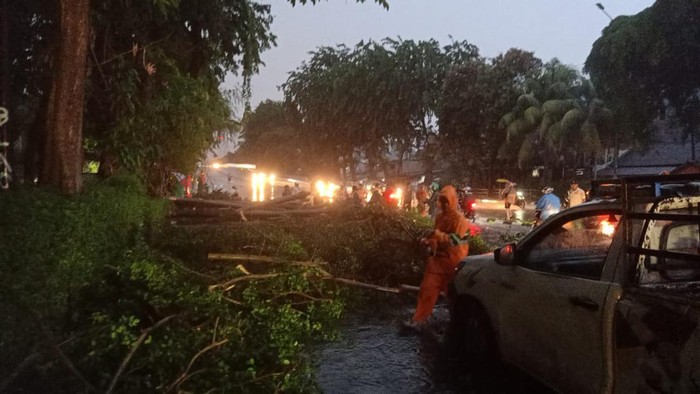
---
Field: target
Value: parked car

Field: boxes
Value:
[449,174,700,394]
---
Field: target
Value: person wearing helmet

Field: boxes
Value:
[535,186,561,226]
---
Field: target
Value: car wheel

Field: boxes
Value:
[449,298,498,365]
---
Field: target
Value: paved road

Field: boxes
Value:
[471,200,536,246]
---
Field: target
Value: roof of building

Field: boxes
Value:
[597,122,700,177]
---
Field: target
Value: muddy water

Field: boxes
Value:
[315,295,550,394]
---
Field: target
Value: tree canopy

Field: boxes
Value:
[499,60,613,180]
[278,38,478,179]
[438,48,542,184]
[7,0,388,194]
[585,0,700,150]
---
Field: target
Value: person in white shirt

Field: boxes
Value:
[567,180,586,207]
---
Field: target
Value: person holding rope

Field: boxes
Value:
[406,185,470,328]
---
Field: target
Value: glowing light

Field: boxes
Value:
[314,180,340,203]
[600,220,616,236]
[258,173,266,202]
[389,187,403,207]
[269,174,276,200]
[212,163,256,169]
[251,173,259,202]
[315,180,326,197]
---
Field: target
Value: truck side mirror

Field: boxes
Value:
[494,243,517,266]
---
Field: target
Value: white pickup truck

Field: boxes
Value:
[449,174,700,394]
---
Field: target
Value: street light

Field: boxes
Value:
[595,3,618,177]
[595,3,613,21]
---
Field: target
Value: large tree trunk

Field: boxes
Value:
[41,0,90,194]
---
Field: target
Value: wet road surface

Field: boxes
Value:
[315,295,551,394]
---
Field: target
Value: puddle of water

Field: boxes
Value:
[315,297,550,394]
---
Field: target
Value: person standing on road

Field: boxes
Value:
[292,182,301,194]
[500,180,517,222]
[567,180,586,208]
[408,185,470,328]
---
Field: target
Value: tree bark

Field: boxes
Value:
[41,0,90,194]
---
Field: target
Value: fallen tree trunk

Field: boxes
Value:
[330,277,401,294]
[244,191,310,211]
[243,208,328,217]
[207,253,328,267]
[168,197,250,209]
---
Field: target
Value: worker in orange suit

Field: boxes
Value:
[409,185,470,327]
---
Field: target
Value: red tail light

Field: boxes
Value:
[470,202,476,208]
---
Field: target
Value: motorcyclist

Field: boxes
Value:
[534,186,561,227]
[459,186,477,221]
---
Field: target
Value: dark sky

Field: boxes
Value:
[224,0,654,110]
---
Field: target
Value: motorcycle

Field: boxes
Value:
[458,189,477,222]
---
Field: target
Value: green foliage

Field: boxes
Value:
[232,100,304,175]
[111,68,234,195]
[586,0,700,145]
[468,234,492,255]
[159,205,432,287]
[0,180,344,393]
[498,232,528,245]
[498,59,613,180]
[280,38,478,177]
[0,177,165,379]
[439,48,543,183]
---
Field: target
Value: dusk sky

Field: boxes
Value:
[225,0,655,110]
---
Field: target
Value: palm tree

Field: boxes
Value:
[500,60,612,181]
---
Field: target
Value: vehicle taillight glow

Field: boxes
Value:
[470,202,476,208]
[600,220,615,236]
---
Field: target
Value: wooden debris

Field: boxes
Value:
[207,253,416,295]
[330,277,401,294]
[207,253,328,267]
[169,192,326,224]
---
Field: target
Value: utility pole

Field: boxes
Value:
[1,0,8,140]
[596,3,617,177]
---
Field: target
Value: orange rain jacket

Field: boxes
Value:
[413,185,470,322]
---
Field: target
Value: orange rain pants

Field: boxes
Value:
[413,185,469,323]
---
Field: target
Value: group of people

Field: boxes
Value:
[281,182,302,197]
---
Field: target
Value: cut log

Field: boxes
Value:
[168,197,250,209]
[243,208,327,216]
[399,284,421,293]
[245,191,310,210]
[207,253,328,267]
[330,277,401,294]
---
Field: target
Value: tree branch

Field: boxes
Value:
[166,338,229,392]
[208,273,279,292]
[35,315,96,392]
[105,314,178,394]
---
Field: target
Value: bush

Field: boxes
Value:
[1,185,490,393]
[0,177,342,393]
